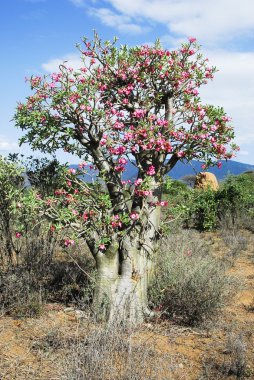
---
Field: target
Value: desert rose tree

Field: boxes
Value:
[14,33,238,323]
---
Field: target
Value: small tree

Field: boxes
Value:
[14,33,238,323]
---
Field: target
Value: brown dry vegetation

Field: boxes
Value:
[1,229,254,380]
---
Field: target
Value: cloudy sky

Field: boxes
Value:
[1,0,254,163]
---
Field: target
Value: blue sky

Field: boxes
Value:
[1,0,254,164]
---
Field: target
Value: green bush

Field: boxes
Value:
[190,188,218,231]
[162,177,193,232]
[166,173,254,232]
[216,174,254,229]
[149,231,239,326]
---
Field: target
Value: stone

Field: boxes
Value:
[194,172,219,191]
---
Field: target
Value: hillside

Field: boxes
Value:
[71,160,254,182]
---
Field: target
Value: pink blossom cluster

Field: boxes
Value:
[130,211,139,220]
[68,168,76,175]
[111,215,122,229]
[149,201,168,207]
[64,239,75,247]
[135,189,152,197]
[146,165,155,176]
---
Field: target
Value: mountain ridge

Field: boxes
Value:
[70,160,254,182]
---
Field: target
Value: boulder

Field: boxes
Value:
[194,172,219,191]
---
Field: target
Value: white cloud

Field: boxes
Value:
[198,50,254,148]
[42,53,81,73]
[0,136,19,152]
[88,7,146,34]
[103,0,254,45]
[237,150,249,156]
[68,0,86,6]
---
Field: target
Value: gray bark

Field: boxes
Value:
[93,178,162,325]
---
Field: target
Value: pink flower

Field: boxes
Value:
[158,201,168,207]
[99,243,106,251]
[51,73,62,82]
[68,168,76,175]
[199,109,206,117]
[111,214,122,228]
[134,178,143,186]
[64,239,75,247]
[15,232,21,238]
[83,212,89,221]
[113,121,124,130]
[133,109,146,118]
[118,157,127,165]
[146,165,155,176]
[115,165,125,172]
[100,138,107,146]
[217,161,222,169]
[78,162,87,169]
[130,211,140,220]
[188,37,197,43]
[177,151,185,158]
[111,220,122,228]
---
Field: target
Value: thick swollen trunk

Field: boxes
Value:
[93,238,153,324]
[93,179,162,325]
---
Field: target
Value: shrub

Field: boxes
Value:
[0,268,43,317]
[216,174,254,230]
[200,331,249,379]
[162,177,193,232]
[149,230,239,326]
[168,172,254,232]
[190,188,218,231]
[23,156,68,197]
[61,321,175,380]
[0,155,25,265]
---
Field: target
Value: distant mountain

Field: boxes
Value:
[70,160,254,182]
[166,160,254,181]
[122,160,254,181]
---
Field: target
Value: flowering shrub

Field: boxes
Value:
[13,32,238,322]
[0,156,62,268]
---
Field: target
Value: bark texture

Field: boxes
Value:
[93,178,162,324]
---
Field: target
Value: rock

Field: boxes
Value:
[194,172,219,191]
[63,307,75,313]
